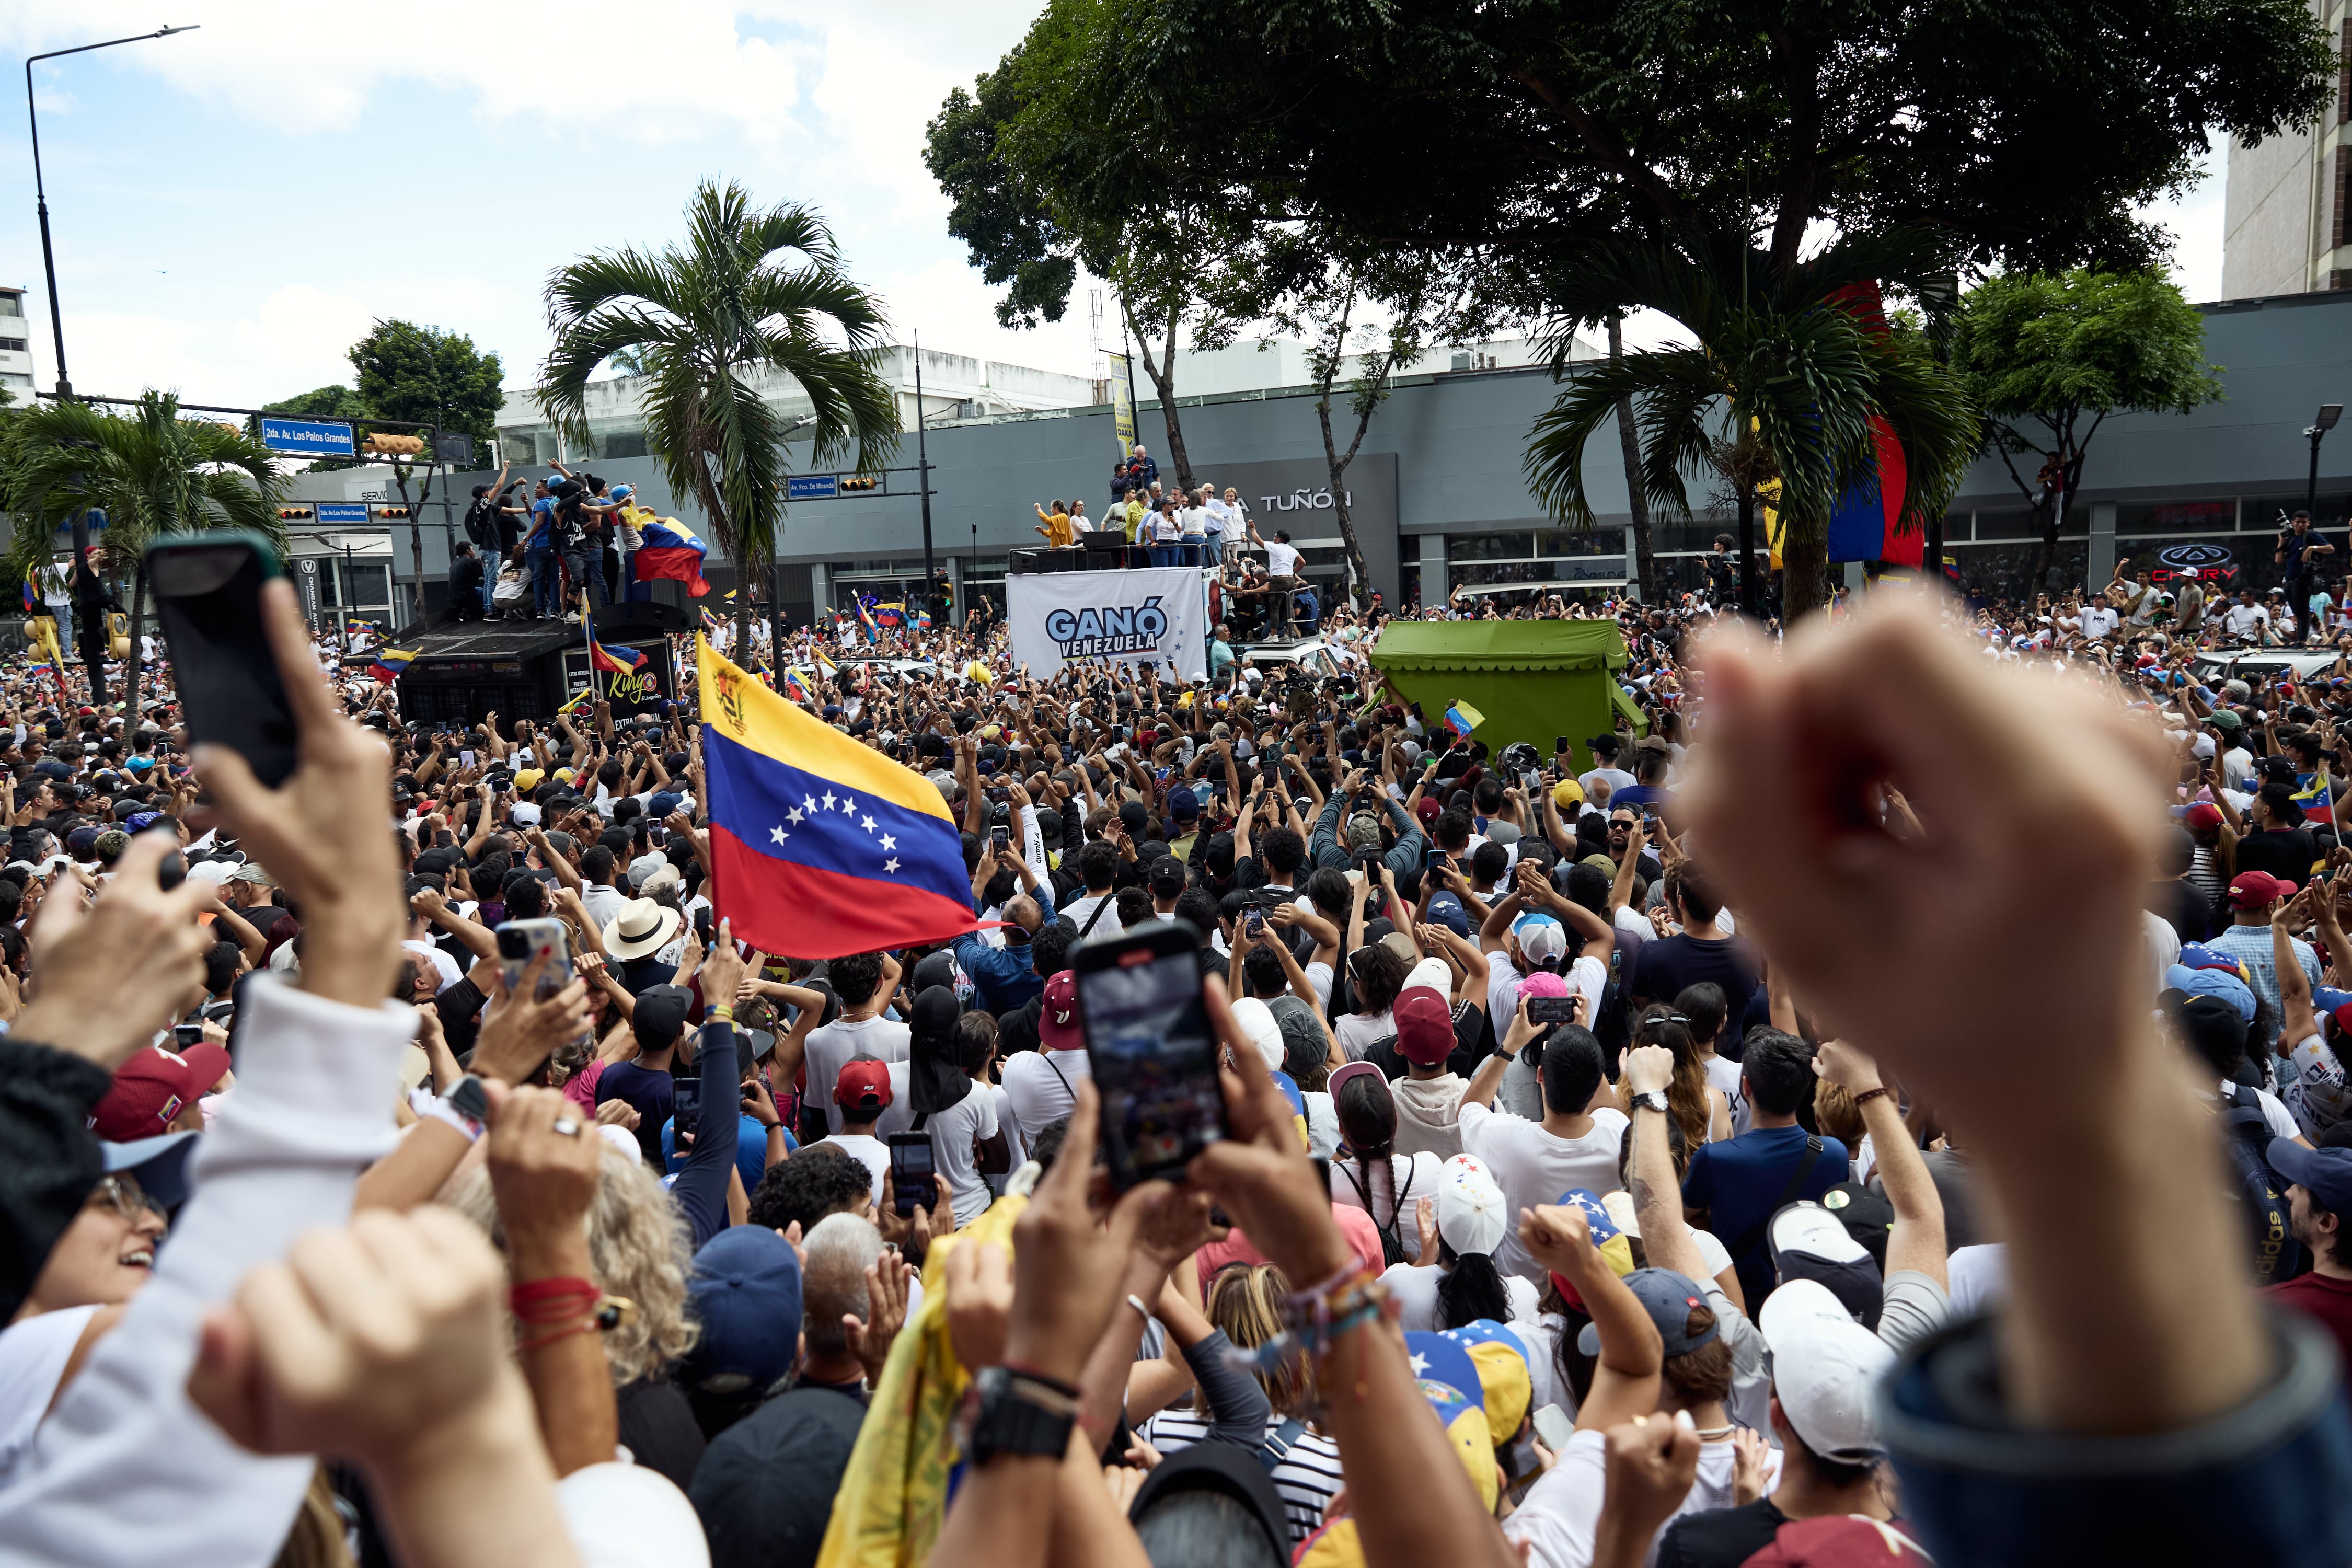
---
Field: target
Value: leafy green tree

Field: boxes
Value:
[348,321,505,454]
[925,47,1077,331]
[538,180,898,654]
[3,390,286,712]
[1951,270,2222,588]
[1524,232,1978,620]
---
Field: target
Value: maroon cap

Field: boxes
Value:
[1040,971,1081,1052]
[1741,1516,1932,1566]
[2184,802,2223,830]
[1395,987,1456,1067]
[91,1042,229,1141]
[2229,870,2293,910]
[1414,797,1443,827]
[833,1057,893,1112]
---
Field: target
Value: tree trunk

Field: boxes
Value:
[126,562,147,719]
[1736,485,1759,618]
[393,465,427,625]
[1608,316,1657,604]
[1126,298,1194,492]
[1782,518,1830,624]
[1318,394,1375,612]
[736,536,754,672]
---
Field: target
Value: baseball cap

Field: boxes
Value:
[2229,870,2293,909]
[1346,812,1382,849]
[1816,1182,1897,1273]
[682,1226,802,1394]
[628,850,671,890]
[1325,1060,1384,1104]
[2208,708,2244,731]
[2164,961,2256,1021]
[1511,912,1567,966]
[1551,778,1585,810]
[1743,1517,1932,1567]
[1147,855,1186,897]
[1229,997,1285,1075]
[100,1129,200,1209]
[1425,889,1471,937]
[1040,971,1080,1051]
[512,767,545,792]
[1769,1201,1885,1328]
[1758,1277,1895,1462]
[2269,1137,2352,1213]
[91,1043,232,1141]
[1167,785,1200,822]
[1395,980,1457,1067]
[1436,1152,1507,1257]
[834,1055,893,1112]
[2183,801,2222,829]
[1576,1267,1716,1358]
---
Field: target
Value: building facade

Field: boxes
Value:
[0,289,36,395]
[2222,0,2352,297]
[387,291,2352,622]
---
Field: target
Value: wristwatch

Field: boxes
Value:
[956,1365,1080,1467]
[1631,1089,1670,1115]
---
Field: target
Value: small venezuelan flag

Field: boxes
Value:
[19,579,39,616]
[697,636,973,958]
[1443,700,1484,739]
[779,666,813,704]
[368,647,418,685]
[587,627,647,676]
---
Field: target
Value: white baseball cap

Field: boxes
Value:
[1512,912,1567,966]
[1228,996,1285,1075]
[1758,1277,1894,1462]
[1435,1152,1507,1258]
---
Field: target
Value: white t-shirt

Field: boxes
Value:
[1001,1048,1091,1147]
[1380,1261,1540,1331]
[1459,1101,1632,1282]
[2078,604,2120,640]
[1703,1054,1750,1137]
[1504,1426,1779,1568]
[1335,1010,1395,1059]
[803,1016,912,1135]
[985,1082,1027,1196]
[402,938,463,994]
[2287,1032,2352,1138]
[829,1133,891,1202]
[1062,891,1123,941]
[1264,539,1301,577]
[1327,1150,1446,1261]
[2223,603,2269,639]
[925,1087,1000,1225]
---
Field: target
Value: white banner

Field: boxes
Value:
[1006,566,1207,681]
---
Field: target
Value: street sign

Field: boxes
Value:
[315,502,370,525]
[787,474,838,501]
[259,417,357,458]
[295,558,323,628]
[433,432,475,465]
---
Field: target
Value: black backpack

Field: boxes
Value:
[2220,1086,2305,1286]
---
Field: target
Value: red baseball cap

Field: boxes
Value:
[832,1057,893,1112]
[2229,870,2294,910]
[1040,971,1081,1052]
[1396,986,1457,1066]
[91,1042,230,1141]
[2184,802,2223,830]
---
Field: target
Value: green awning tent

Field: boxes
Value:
[1367,620,1647,771]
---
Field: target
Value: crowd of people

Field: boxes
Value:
[5,537,2352,1568]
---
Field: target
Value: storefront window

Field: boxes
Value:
[2115,499,2235,534]
[1535,527,1627,557]
[1946,539,2086,604]
[1447,531,1534,561]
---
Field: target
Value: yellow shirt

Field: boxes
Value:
[1035,504,1074,548]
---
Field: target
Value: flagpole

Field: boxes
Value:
[581,590,595,709]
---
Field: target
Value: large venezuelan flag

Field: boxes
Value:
[636,514,711,596]
[696,637,973,959]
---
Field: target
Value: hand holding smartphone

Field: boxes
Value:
[1075,918,1228,1190]
[147,534,298,787]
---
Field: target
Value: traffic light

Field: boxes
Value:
[279,506,314,522]
[362,433,426,457]
[379,506,411,520]
[841,475,879,492]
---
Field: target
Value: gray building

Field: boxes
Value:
[391,289,2352,621]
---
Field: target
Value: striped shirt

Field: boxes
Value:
[1136,1410,1342,1544]
[2206,923,2321,1054]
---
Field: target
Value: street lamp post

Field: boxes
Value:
[2307,403,2343,526]
[26,24,199,577]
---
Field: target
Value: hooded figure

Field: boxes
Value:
[905,985,969,1119]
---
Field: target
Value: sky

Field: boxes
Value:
[0,3,2230,413]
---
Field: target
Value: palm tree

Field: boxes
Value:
[2,391,287,714]
[1525,229,1977,622]
[538,180,900,656]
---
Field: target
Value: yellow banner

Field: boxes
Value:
[1108,351,1136,457]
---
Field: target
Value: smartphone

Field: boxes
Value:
[887,1131,936,1216]
[460,748,477,769]
[146,534,297,788]
[1555,736,1569,754]
[990,824,1011,850]
[495,916,577,1006]
[1074,919,1228,1190]
[1526,995,1582,1026]
[1532,1402,1575,1452]
[172,1022,206,1047]
[672,1074,701,1142]
[1425,848,1447,871]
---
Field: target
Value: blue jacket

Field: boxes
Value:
[1883,1309,2352,1566]
[952,929,1045,1013]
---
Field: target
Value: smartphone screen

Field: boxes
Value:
[672,1075,701,1141]
[495,918,586,1050]
[1076,920,1227,1189]
[460,748,477,769]
[1526,995,1581,1025]
[888,1132,936,1216]
[147,537,297,788]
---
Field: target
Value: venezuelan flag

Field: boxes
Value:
[19,579,39,616]
[871,601,906,630]
[368,647,418,685]
[635,514,710,597]
[2293,774,2335,825]
[588,627,647,676]
[696,637,972,958]
[1444,700,1483,739]
[780,666,813,704]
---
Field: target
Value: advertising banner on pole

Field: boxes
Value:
[1108,352,1136,457]
[1006,566,1206,681]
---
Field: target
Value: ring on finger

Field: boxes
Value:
[552,1116,582,1137]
